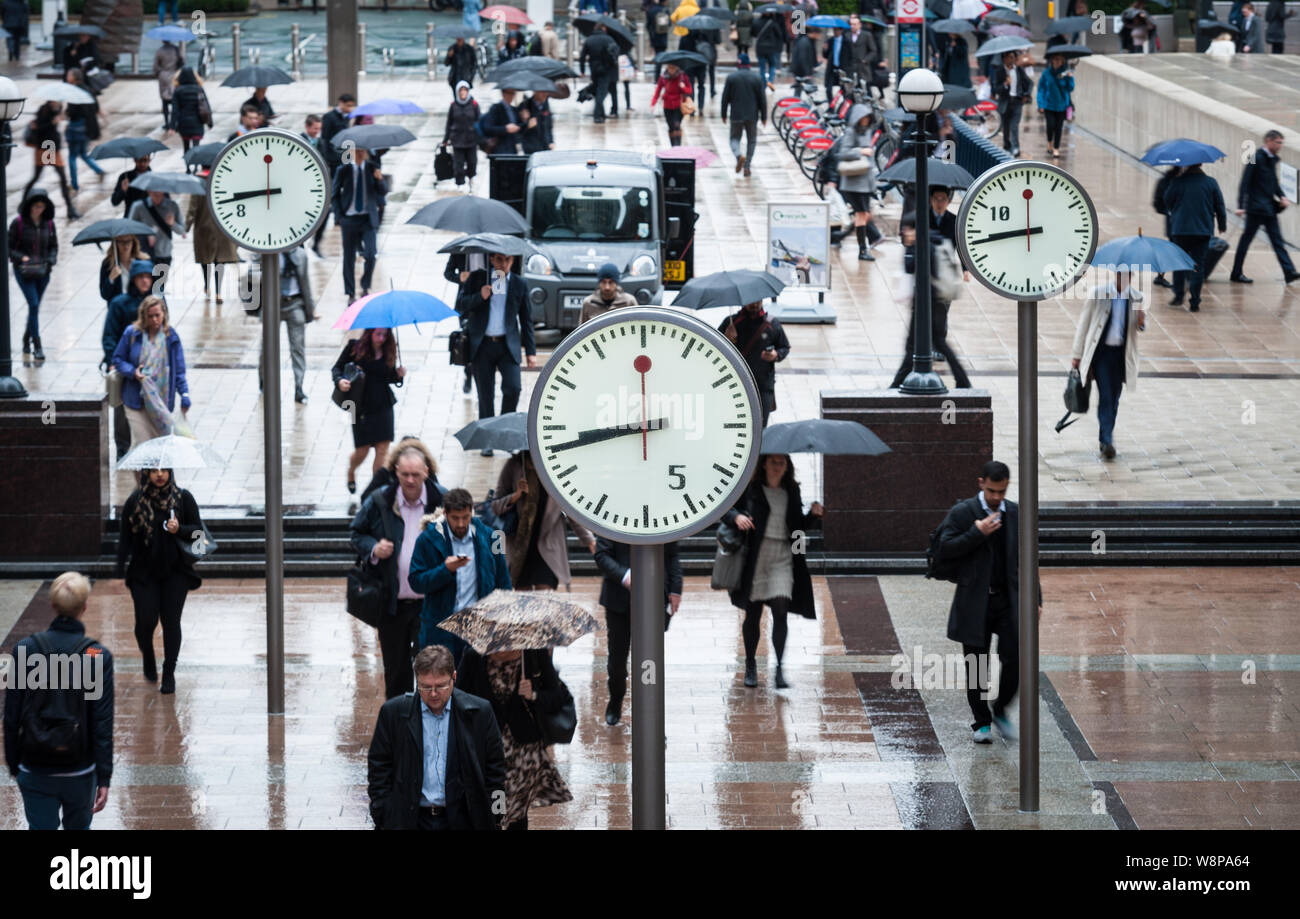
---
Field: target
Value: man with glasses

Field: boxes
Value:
[367,645,506,830]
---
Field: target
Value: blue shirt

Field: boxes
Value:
[450,524,478,613]
[832,36,843,66]
[485,273,509,337]
[978,492,1007,517]
[420,694,452,806]
[1104,297,1127,347]
[345,164,364,217]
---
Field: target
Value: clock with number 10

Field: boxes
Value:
[527,308,763,543]
[207,128,331,253]
[956,160,1098,302]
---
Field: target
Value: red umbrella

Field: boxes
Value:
[657,146,719,168]
[482,5,533,26]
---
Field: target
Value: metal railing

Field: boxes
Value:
[950,112,1013,179]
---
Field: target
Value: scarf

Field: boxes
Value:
[130,478,180,545]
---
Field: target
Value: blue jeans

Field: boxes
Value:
[158,0,178,23]
[16,770,97,830]
[64,123,104,189]
[1091,343,1125,447]
[760,54,780,85]
[16,272,50,339]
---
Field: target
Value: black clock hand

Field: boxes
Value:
[217,188,283,204]
[548,419,671,453]
[969,226,1044,245]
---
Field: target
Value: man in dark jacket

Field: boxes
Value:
[823,26,848,94]
[846,14,878,82]
[482,89,525,155]
[351,445,447,699]
[519,91,554,153]
[647,0,671,80]
[754,12,786,85]
[790,29,818,80]
[935,460,1043,744]
[458,252,537,430]
[110,155,152,218]
[1265,0,1293,52]
[718,300,790,427]
[314,94,355,255]
[242,87,275,125]
[62,31,99,74]
[594,538,682,725]
[330,147,386,301]
[992,51,1032,156]
[1229,130,1298,284]
[1163,164,1227,312]
[367,645,506,830]
[444,38,477,91]
[720,53,767,176]
[4,572,114,830]
[580,25,620,122]
[3,0,29,61]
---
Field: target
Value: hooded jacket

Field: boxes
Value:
[8,190,57,275]
[831,104,878,194]
[444,82,481,148]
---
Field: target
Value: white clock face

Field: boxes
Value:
[207,128,330,252]
[528,308,762,543]
[957,161,1098,301]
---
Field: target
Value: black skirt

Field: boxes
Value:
[352,404,395,449]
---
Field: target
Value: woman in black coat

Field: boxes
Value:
[722,454,824,689]
[8,188,58,360]
[443,81,481,189]
[116,468,205,694]
[167,67,210,152]
[456,648,573,831]
[22,101,78,219]
[332,327,406,494]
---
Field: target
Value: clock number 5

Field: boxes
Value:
[667,465,686,491]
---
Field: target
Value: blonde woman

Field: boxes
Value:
[99,234,142,305]
[110,296,192,448]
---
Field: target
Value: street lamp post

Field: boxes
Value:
[0,76,28,400]
[896,67,946,396]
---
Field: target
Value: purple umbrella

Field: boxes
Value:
[989,23,1032,39]
[351,98,425,116]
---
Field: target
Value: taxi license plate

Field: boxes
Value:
[663,260,686,282]
[563,294,585,312]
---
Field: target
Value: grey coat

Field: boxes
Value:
[831,104,878,194]
[129,197,186,260]
[153,44,183,100]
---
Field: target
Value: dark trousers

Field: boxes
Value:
[23,161,75,212]
[452,145,477,185]
[1270,41,1284,53]
[113,402,131,459]
[312,209,331,250]
[129,571,190,670]
[592,74,615,118]
[340,215,377,299]
[16,770,96,830]
[743,598,789,663]
[15,273,49,340]
[1170,233,1210,305]
[417,810,450,830]
[961,592,1017,730]
[604,606,671,704]
[999,99,1023,154]
[380,599,423,699]
[890,300,971,388]
[729,119,758,165]
[1043,108,1067,148]
[471,337,522,419]
[1231,211,1298,277]
[1091,342,1125,447]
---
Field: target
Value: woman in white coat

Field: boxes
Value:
[1070,272,1145,460]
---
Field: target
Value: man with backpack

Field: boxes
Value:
[479,88,526,156]
[4,572,115,830]
[579,22,621,123]
[930,461,1042,745]
[647,1,671,80]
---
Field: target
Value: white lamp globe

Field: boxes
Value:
[897,67,944,114]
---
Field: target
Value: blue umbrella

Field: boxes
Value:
[351,98,426,117]
[1092,235,1196,273]
[1139,139,1227,167]
[333,290,457,332]
[806,15,850,29]
[146,25,196,42]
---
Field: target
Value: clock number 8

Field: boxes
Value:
[667,465,686,491]
[236,203,246,218]
[991,205,1010,221]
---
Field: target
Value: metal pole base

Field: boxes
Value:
[0,376,28,399]
[897,370,948,395]
[630,543,666,830]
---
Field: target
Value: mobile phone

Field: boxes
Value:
[457,555,469,561]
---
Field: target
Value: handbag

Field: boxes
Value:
[836,155,873,177]
[448,328,470,366]
[197,89,213,128]
[174,522,218,561]
[434,144,454,182]
[711,539,748,591]
[526,661,577,745]
[19,260,47,280]
[106,368,124,408]
[1054,367,1091,432]
[345,557,385,628]
[332,361,366,411]
[679,96,696,116]
[474,488,519,534]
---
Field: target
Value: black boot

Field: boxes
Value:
[744,659,758,688]
[160,662,176,694]
[21,332,30,354]
[774,663,790,689]
[141,650,157,683]
[604,697,622,725]
[31,338,45,361]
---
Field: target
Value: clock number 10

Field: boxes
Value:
[989,205,1011,221]
[667,465,687,491]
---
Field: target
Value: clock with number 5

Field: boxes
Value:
[956,160,1098,302]
[207,127,330,252]
[528,308,763,543]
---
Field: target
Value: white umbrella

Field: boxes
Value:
[950,0,988,18]
[116,435,225,470]
[31,83,97,105]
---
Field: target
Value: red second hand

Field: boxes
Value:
[634,354,652,460]
[1023,187,1033,252]
[264,154,273,209]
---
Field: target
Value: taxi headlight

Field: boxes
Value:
[526,254,552,275]
[630,255,657,278]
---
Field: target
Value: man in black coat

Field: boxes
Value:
[315,94,355,255]
[846,14,878,82]
[992,51,1032,157]
[482,89,525,155]
[594,538,682,725]
[790,30,818,80]
[579,25,620,122]
[456,251,537,441]
[1163,164,1227,312]
[110,155,152,218]
[330,147,386,301]
[935,461,1043,744]
[1229,130,1299,285]
[367,646,506,830]
[4,572,114,830]
[63,32,99,74]
[445,38,478,90]
[718,301,791,427]
[720,53,767,177]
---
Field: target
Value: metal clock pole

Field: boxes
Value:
[262,253,285,715]
[630,543,667,830]
[1017,299,1039,813]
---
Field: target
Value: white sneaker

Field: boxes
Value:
[972,725,993,744]
[991,714,1018,741]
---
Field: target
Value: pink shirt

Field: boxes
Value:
[371,484,427,600]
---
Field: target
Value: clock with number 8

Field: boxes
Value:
[956,160,1098,302]
[207,128,331,253]
[527,308,763,543]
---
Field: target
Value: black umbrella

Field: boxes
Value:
[72,218,157,246]
[440,24,481,40]
[89,137,168,160]
[677,14,728,30]
[932,18,976,34]
[1198,18,1240,33]
[671,269,785,310]
[130,171,207,196]
[438,232,538,258]
[699,7,736,21]
[407,197,528,235]
[761,419,890,456]
[754,3,789,13]
[1045,44,1093,59]
[983,8,1027,26]
[877,158,975,189]
[928,0,953,17]
[1046,15,1092,35]
[332,124,418,151]
[495,72,557,93]
[54,24,106,37]
[486,57,578,81]
[183,142,225,169]
[656,49,709,68]
[942,84,978,110]
[883,107,916,123]
[454,413,528,453]
[573,14,634,52]
[220,65,294,88]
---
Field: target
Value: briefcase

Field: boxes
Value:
[1204,236,1229,277]
[1054,368,1091,433]
[449,329,470,366]
[434,144,454,183]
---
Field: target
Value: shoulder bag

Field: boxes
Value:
[836,154,873,177]
[197,89,213,128]
[1054,367,1091,433]
[710,518,748,591]
[332,361,366,411]
[346,556,385,628]
[526,657,577,745]
[174,522,218,561]
[106,367,124,408]
[448,328,470,365]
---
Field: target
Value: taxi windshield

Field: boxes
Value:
[531,185,653,241]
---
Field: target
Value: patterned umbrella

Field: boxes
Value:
[438,590,598,654]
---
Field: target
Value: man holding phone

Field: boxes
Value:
[933,461,1043,745]
[718,299,790,428]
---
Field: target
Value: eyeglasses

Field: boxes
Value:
[416,680,453,695]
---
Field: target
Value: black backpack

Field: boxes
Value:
[19,633,96,769]
[925,517,964,583]
[528,32,542,56]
